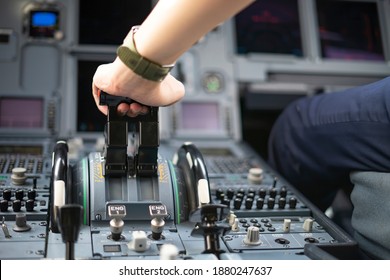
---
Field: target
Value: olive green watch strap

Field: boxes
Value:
[117,26,174,82]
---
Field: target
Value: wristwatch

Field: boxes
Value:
[117,26,174,82]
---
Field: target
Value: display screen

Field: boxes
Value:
[316,0,384,61]
[29,10,59,38]
[77,60,107,132]
[0,145,43,155]
[0,97,43,128]
[180,102,220,131]
[79,0,152,45]
[235,0,303,56]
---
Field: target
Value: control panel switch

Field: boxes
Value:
[283,219,291,233]
[108,205,126,241]
[303,218,314,232]
[243,226,261,245]
[160,244,179,260]
[247,168,263,184]
[128,231,150,252]
[2,217,11,238]
[149,204,167,240]
[11,167,27,185]
[12,213,31,232]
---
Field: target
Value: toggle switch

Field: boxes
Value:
[303,218,314,232]
[283,219,291,233]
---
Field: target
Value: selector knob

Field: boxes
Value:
[12,200,22,212]
[13,213,31,232]
[25,199,35,212]
[289,197,297,209]
[243,226,261,245]
[0,200,9,212]
[15,189,24,200]
[258,188,266,198]
[280,186,287,197]
[245,198,253,210]
[278,197,286,209]
[256,198,264,209]
[11,167,27,185]
[27,189,37,200]
[269,188,277,198]
[226,188,235,199]
[267,198,275,209]
[247,168,263,184]
[233,198,242,210]
[2,189,12,201]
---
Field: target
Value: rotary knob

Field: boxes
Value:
[247,168,263,184]
[243,226,261,245]
[11,167,27,185]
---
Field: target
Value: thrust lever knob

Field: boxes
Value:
[108,204,126,241]
[149,204,168,240]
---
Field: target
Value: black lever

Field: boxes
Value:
[191,204,231,258]
[58,204,83,260]
[98,91,159,177]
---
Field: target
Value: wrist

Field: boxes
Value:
[118,26,174,82]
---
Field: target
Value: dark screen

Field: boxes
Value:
[77,60,107,132]
[0,97,43,128]
[234,0,303,57]
[79,0,152,45]
[316,0,384,61]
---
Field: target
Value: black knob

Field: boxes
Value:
[27,189,37,200]
[278,197,286,209]
[236,192,244,200]
[0,200,9,212]
[258,188,266,198]
[245,198,253,210]
[25,199,35,212]
[269,188,277,198]
[289,197,297,209]
[280,186,287,197]
[267,198,275,209]
[247,192,255,199]
[215,188,224,200]
[226,188,235,199]
[221,198,230,208]
[3,189,12,201]
[256,198,264,209]
[233,198,242,210]
[12,200,22,212]
[219,193,225,203]
[15,189,24,200]
[237,188,246,195]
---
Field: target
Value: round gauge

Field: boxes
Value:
[202,72,224,93]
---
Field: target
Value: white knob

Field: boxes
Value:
[11,167,27,185]
[247,168,263,184]
[243,226,261,245]
[303,218,314,232]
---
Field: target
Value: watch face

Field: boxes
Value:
[202,72,224,93]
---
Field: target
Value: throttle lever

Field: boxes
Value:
[98,90,160,177]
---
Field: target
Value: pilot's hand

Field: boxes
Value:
[92,57,185,117]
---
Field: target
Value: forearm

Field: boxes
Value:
[126,0,254,65]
